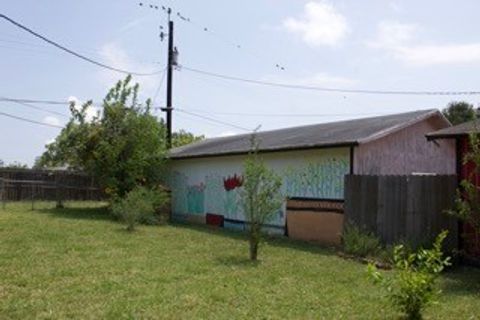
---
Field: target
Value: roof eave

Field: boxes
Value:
[169,141,359,160]
[358,109,444,145]
[426,133,470,141]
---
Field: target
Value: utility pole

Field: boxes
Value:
[161,8,175,149]
[139,3,177,148]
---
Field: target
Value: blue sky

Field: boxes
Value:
[1,0,480,165]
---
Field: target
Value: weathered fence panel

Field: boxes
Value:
[345,175,458,250]
[0,168,103,202]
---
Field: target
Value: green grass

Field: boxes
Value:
[0,202,479,319]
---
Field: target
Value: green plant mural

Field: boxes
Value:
[204,174,224,214]
[170,171,188,215]
[169,154,349,226]
[224,189,242,220]
[187,183,205,214]
[284,158,348,199]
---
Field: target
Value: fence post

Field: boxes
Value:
[1,178,5,210]
[55,173,64,209]
[31,183,35,211]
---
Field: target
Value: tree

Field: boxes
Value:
[442,101,476,125]
[240,134,283,261]
[37,76,167,198]
[172,129,204,148]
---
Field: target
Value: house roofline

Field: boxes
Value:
[359,110,449,144]
[426,133,468,141]
[169,142,359,160]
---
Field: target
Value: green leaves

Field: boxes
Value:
[37,76,204,200]
[367,231,451,320]
[442,101,476,125]
[111,186,169,231]
[172,130,204,148]
[241,134,284,260]
[342,223,382,258]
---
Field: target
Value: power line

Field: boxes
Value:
[172,106,389,118]
[152,67,168,106]
[1,98,70,118]
[138,2,286,71]
[0,36,162,65]
[0,96,161,111]
[0,37,53,49]
[0,110,63,129]
[175,108,252,132]
[180,65,480,96]
[174,9,286,71]
[0,97,70,105]
[0,97,103,113]
[0,13,164,76]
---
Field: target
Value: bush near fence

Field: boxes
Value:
[344,174,458,251]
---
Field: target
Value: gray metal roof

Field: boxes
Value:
[170,109,444,159]
[427,119,480,139]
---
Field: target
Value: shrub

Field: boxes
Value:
[240,134,284,261]
[111,186,169,231]
[342,223,382,258]
[368,231,451,320]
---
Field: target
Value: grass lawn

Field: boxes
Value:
[0,202,479,319]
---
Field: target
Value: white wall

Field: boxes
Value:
[168,147,350,228]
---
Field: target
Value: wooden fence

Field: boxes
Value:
[344,174,458,250]
[0,169,103,206]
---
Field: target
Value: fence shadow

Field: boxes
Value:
[172,222,337,258]
[441,266,480,296]
[36,205,111,222]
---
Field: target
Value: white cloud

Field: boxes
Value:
[217,131,237,137]
[203,131,238,139]
[369,21,480,66]
[395,44,480,66]
[368,21,417,48]
[261,72,356,88]
[97,42,160,95]
[119,17,149,33]
[43,116,60,127]
[283,1,349,47]
[389,1,404,13]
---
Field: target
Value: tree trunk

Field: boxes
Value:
[249,237,258,261]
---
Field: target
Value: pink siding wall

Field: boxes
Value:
[354,116,455,175]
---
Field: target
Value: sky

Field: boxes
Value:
[1,0,480,165]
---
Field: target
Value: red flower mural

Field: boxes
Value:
[223,174,244,191]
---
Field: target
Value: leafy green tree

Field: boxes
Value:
[172,129,204,148]
[241,134,283,261]
[37,76,167,198]
[368,231,451,320]
[442,101,476,125]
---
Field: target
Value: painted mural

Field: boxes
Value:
[169,150,350,228]
[284,158,348,199]
[171,171,188,215]
[187,183,205,214]
[204,174,224,214]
